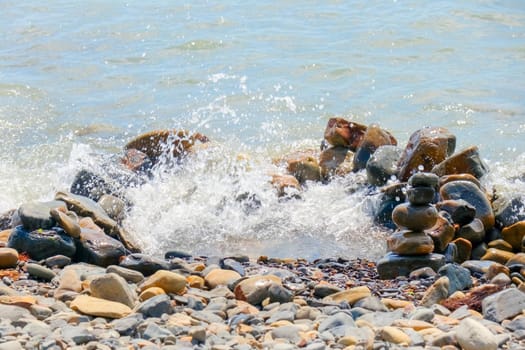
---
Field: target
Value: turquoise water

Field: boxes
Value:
[1,1,524,259]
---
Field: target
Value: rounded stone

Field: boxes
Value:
[365,145,403,186]
[204,269,241,289]
[436,199,477,226]
[432,146,488,179]
[406,187,435,205]
[392,203,438,231]
[376,252,446,279]
[0,247,18,268]
[481,248,515,265]
[387,230,434,255]
[427,213,455,253]
[139,287,166,302]
[323,117,367,150]
[501,220,525,252]
[50,208,81,238]
[456,318,497,350]
[457,218,485,244]
[18,200,66,231]
[90,273,136,308]
[70,295,132,319]
[139,270,187,295]
[26,263,56,281]
[408,172,439,188]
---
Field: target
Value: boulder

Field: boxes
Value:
[392,203,438,231]
[432,146,488,179]
[440,181,495,230]
[8,226,76,260]
[376,252,446,279]
[501,220,525,252]
[397,127,456,181]
[124,129,209,161]
[18,200,66,231]
[319,146,353,178]
[366,145,403,186]
[75,229,126,267]
[323,118,367,150]
[352,124,397,171]
[387,231,434,255]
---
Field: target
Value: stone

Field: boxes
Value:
[420,276,449,307]
[481,248,515,265]
[493,197,525,228]
[139,270,187,295]
[443,242,459,263]
[186,275,205,289]
[268,283,293,303]
[440,180,495,230]
[124,129,209,161]
[139,287,166,301]
[0,341,23,350]
[352,124,397,171]
[205,269,241,289]
[501,221,525,252]
[90,273,136,308]
[438,264,472,295]
[487,239,513,252]
[377,252,446,279]
[436,199,476,226]
[406,187,435,205]
[220,257,246,276]
[432,146,488,179]
[97,195,126,222]
[440,173,482,188]
[323,117,367,150]
[234,275,282,305]
[374,195,404,229]
[408,172,440,188]
[378,326,411,345]
[366,145,403,186]
[55,191,140,252]
[70,295,131,319]
[111,313,143,336]
[120,148,152,173]
[70,169,112,202]
[106,265,144,284]
[387,230,434,255]
[457,218,485,245]
[313,282,342,298]
[0,248,18,268]
[319,146,353,178]
[49,208,81,238]
[456,318,497,350]
[55,266,82,301]
[286,153,322,183]
[8,226,76,260]
[18,200,66,231]
[26,263,56,281]
[322,286,371,305]
[392,203,438,231]
[119,254,170,276]
[75,229,126,267]
[136,294,173,318]
[270,174,301,198]
[482,287,525,322]
[453,238,473,263]
[427,213,455,253]
[318,311,356,333]
[409,266,437,279]
[506,252,525,266]
[490,272,511,286]
[397,127,456,181]
[485,262,510,280]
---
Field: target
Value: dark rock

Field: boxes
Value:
[501,221,525,252]
[220,258,245,276]
[323,118,367,151]
[26,263,57,281]
[18,201,66,231]
[136,294,173,318]
[443,243,459,263]
[432,146,488,179]
[70,169,112,202]
[438,263,472,295]
[74,229,126,267]
[164,250,192,259]
[471,242,488,260]
[406,187,435,205]
[8,226,76,260]
[44,255,72,268]
[387,230,434,255]
[376,252,446,279]
[374,197,402,230]
[493,196,525,228]
[408,172,439,188]
[366,145,403,186]
[318,311,356,334]
[436,199,477,226]
[427,212,455,253]
[457,218,485,245]
[106,265,144,284]
[0,209,16,230]
[119,253,170,276]
[353,125,397,171]
[392,203,438,231]
[409,267,437,279]
[268,283,293,304]
[97,195,126,222]
[453,238,473,263]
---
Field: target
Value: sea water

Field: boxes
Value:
[1,1,524,259]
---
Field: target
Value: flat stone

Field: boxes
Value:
[18,200,66,231]
[139,270,186,295]
[377,252,446,279]
[0,304,35,321]
[111,313,143,336]
[501,221,525,252]
[318,311,356,333]
[8,226,76,260]
[90,273,136,308]
[482,288,525,322]
[493,197,525,228]
[456,318,497,350]
[408,172,440,188]
[427,213,455,253]
[0,248,18,268]
[44,255,72,268]
[204,269,241,289]
[322,286,371,305]
[420,276,449,307]
[432,146,488,179]
[406,187,435,205]
[0,341,23,350]
[387,230,434,255]
[26,263,56,281]
[62,324,96,345]
[119,254,170,276]
[481,248,515,265]
[487,239,513,252]
[106,265,144,284]
[70,295,132,319]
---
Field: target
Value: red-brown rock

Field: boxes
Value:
[319,146,353,178]
[353,124,397,171]
[323,118,367,151]
[432,146,488,179]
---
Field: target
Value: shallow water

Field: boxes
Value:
[1,1,524,259]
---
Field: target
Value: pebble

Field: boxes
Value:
[456,318,497,350]
[0,248,18,268]
[26,263,56,281]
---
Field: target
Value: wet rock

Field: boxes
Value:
[286,153,322,183]
[205,269,241,289]
[409,266,437,279]
[319,146,353,178]
[377,252,446,279]
[139,270,187,295]
[0,248,18,268]
[270,174,301,198]
[120,148,152,173]
[456,318,497,350]
[70,295,132,319]
[366,145,403,186]
[8,226,76,260]
[453,238,473,263]
[323,118,367,150]
[70,169,113,202]
[75,229,126,267]
[90,273,136,308]
[220,257,246,276]
[49,208,81,238]
[427,213,455,253]
[97,195,126,222]
[493,196,525,228]
[501,220,525,252]
[436,199,476,226]
[409,172,440,188]
[420,276,449,307]
[406,187,435,205]
[26,263,56,281]
[482,288,525,322]
[322,286,371,305]
[438,264,472,295]
[18,200,67,232]
[432,146,488,179]
[124,129,209,162]
[387,230,434,255]
[487,239,513,252]
[119,254,170,276]
[392,203,438,231]
[457,218,485,245]
[481,248,514,265]
[397,127,456,181]
[106,265,144,284]
[353,124,397,171]
[136,294,173,318]
[139,287,166,301]
[440,180,495,230]
[234,275,282,305]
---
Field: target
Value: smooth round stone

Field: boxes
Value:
[481,248,515,265]
[408,172,439,188]
[420,276,449,307]
[234,275,282,305]
[482,288,525,322]
[139,270,186,295]
[7,226,76,260]
[456,318,497,350]
[472,242,488,260]
[0,247,18,268]
[106,265,144,284]
[432,145,488,179]
[487,239,513,252]
[439,173,481,189]
[501,220,525,252]
[436,199,477,226]
[18,200,66,231]
[70,295,132,319]
[136,294,173,318]
[204,269,241,289]
[387,230,434,255]
[26,263,56,281]
[453,238,473,263]
[323,117,367,151]
[457,218,485,244]
[376,252,446,279]
[392,203,438,231]
[139,287,166,302]
[406,187,435,205]
[44,255,72,268]
[506,252,525,266]
[440,180,495,230]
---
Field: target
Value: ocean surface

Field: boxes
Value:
[1,1,524,260]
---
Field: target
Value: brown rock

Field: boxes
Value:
[0,229,12,245]
[323,117,367,150]
[89,273,136,308]
[139,287,166,302]
[427,213,455,252]
[506,252,525,266]
[55,266,82,301]
[485,263,510,280]
[397,127,456,181]
[420,276,449,307]
[481,248,515,265]
[501,221,525,252]
[234,275,282,305]
[70,295,132,319]
[322,286,371,305]
[319,146,353,178]
[392,203,438,231]
[0,248,18,268]
[387,230,434,255]
[286,153,322,183]
[121,148,151,172]
[439,173,481,189]
[50,208,81,238]
[432,146,488,179]
[139,270,187,295]
[487,239,513,252]
[352,124,397,171]
[378,326,411,345]
[124,129,209,161]
[186,276,205,289]
[270,174,301,197]
[204,269,242,289]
